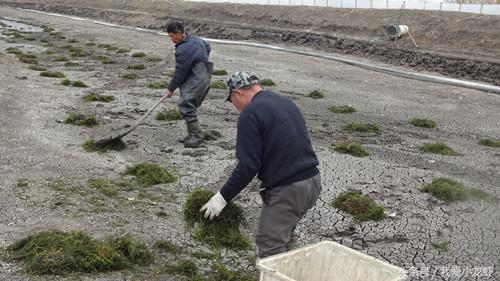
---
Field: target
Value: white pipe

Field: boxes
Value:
[17,8,500,95]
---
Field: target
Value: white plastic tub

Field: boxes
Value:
[257,241,407,281]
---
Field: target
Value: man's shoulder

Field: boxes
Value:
[243,91,284,115]
[254,90,291,104]
[176,35,205,51]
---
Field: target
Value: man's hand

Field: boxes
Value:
[199,191,227,220]
[164,89,174,98]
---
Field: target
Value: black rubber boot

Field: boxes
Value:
[184,120,204,148]
[177,135,189,144]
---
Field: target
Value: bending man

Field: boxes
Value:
[200,72,322,258]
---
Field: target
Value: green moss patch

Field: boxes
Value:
[83,92,115,102]
[15,52,38,64]
[61,79,71,86]
[210,81,227,89]
[40,71,65,78]
[307,90,324,99]
[5,230,152,275]
[203,130,222,141]
[97,44,118,51]
[156,211,169,218]
[343,122,380,133]
[17,178,29,188]
[148,82,169,89]
[54,56,68,62]
[127,64,146,70]
[82,139,126,153]
[18,53,36,59]
[167,70,175,77]
[18,57,38,65]
[328,105,356,113]
[419,142,457,156]
[6,47,23,55]
[158,260,198,276]
[70,48,87,57]
[423,178,467,203]
[155,240,181,254]
[332,140,369,157]
[423,178,494,203]
[131,52,146,57]
[64,113,98,127]
[191,250,216,260]
[117,48,129,54]
[332,192,385,222]
[85,42,95,46]
[28,65,47,71]
[87,178,133,197]
[98,56,116,64]
[155,110,182,121]
[431,241,449,252]
[260,79,276,86]
[49,32,65,39]
[410,118,437,128]
[122,73,139,80]
[64,61,79,67]
[212,69,228,76]
[41,25,55,33]
[146,56,162,62]
[124,163,176,186]
[203,263,256,281]
[469,188,496,203]
[183,189,249,250]
[61,79,88,87]
[479,139,500,148]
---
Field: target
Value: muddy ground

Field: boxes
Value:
[0,3,499,281]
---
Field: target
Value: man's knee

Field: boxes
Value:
[256,216,295,258]
[177,102,197,122]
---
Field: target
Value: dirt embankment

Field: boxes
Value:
[1,0,500,85]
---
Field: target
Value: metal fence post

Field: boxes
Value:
[439,2,443,10]
[313,0,315,6]
[341,0,343,8]
[370,0,373,8]
[386,0,388,8]
[480,3,484,14]
[423,1,426,10]
[355,0,357,8]
[326,0,329,7]
[458,3,462,11]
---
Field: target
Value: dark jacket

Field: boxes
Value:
[168,34,211,92]
[220,90,319,202]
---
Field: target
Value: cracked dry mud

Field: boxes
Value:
[0,4,499,281]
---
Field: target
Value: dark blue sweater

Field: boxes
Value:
[168,34,211,92]
[220,90,319,202]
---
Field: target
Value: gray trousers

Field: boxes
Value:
[178,61,213,123]
[256,173,322,258]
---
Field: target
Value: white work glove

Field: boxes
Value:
[199,191,227,220]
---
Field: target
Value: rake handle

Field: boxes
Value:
[117,94,170,138]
